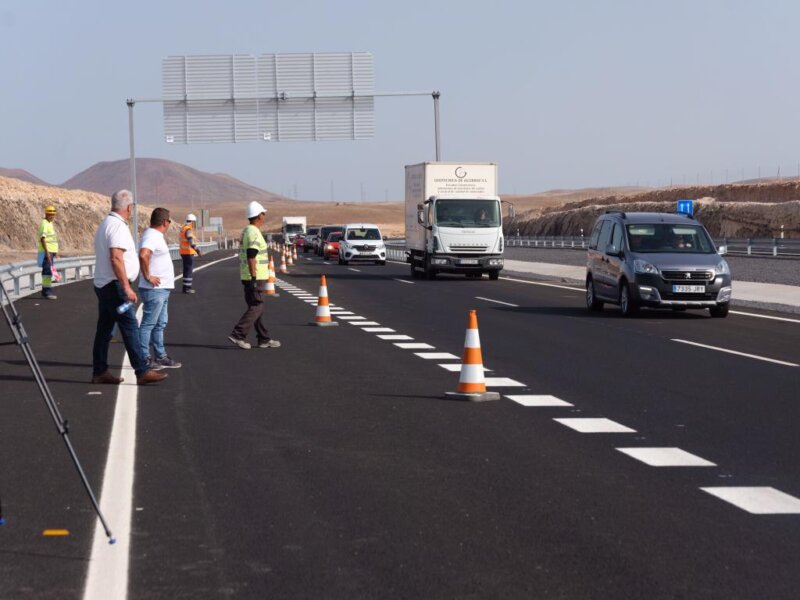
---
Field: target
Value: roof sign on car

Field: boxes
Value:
[677,199,694,216]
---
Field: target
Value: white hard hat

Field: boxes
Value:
[246,201,267,219]
[186,213,197,222]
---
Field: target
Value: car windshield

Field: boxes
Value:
[328,233,342,242]
[346,228,381,241]
[284,224,303,233]
[435,199,500,228]
[626,224,716,253]
[320,226,341,238]
[307,228,320,235]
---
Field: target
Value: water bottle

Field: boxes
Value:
[116,301,134,315]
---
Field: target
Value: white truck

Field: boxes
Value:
[281,216,307,244]
[405,162,513,280]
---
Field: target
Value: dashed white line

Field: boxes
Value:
[350,321,381,326]
[505,395,573,407]
[393,278,414,284]
[475,296,519,307]
[671,339,799,367]
[337,316,365,320]
[395,342,435,349]
[499,276,583,292]
[378,334,414,340]
[484,377,526,387]
[438,363,491,372]
[701,487,800,514]
[415,352,460,360]
[554,418,636,433]
[348,268,361,272]
[616,447,716,467]
[363,327,395,333]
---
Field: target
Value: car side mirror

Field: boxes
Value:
[605,243,622,257]
[717,245,727,256]
[382,235,387,241]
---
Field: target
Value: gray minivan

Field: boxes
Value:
[585,211,732,317]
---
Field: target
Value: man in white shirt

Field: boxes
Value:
[138,208,181,369]
[91,190,168,386]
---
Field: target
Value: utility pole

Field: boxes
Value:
[330,180,334,202]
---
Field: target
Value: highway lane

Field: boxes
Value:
[2,249,800,598]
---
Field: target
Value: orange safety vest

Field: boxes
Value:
[179,224,197,256]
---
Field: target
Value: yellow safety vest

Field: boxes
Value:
[239,225,270,281]
[37,219,59,253]
[180,224,197,256]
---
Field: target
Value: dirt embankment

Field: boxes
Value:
[513,182,800,238]
[0,176,155,263]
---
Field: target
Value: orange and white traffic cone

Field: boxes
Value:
[287,246,294,266]
[280,250,288,274]
[309,275,339,327]
[292,246,298,262]
[445,310,500,401]
[264,256,279,297]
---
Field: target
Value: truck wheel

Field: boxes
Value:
[488,271,500,281]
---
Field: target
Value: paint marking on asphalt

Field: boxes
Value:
[350,321,381,326]
[363,327,395,333]
[395,343,435,349]
[348,268,361,272]
[378,334,414,340]
[671,339,799,367]
[415,352,460,360]
[393,278,414,284]
[616,447,716,467]
[484,377,526,387]
[438,363,491,372]
[554,418,636,433]
[505,395,573,407]
[500,275,584,292]
[475,296,519,307]
[87,391,102,396]
[700,487,800,514]
[329,310,354,315]
[337,316,365,320]
[729,310,800,324]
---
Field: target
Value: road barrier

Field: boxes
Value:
[1,242,219,300]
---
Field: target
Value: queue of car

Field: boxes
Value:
[291,223,388,266]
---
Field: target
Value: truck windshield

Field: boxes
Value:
[626,224,716,253]
[435,200,499,228]
[284,224,304,233]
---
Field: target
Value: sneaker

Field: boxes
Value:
[155,355,182,368]
[147,357,165,371]
[43,293,58,300]
[257,339,281,349]
[183,289,196,294]
[227,335,251,350]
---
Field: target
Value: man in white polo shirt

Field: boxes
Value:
[138,207,181,369]
[91,190,168,386]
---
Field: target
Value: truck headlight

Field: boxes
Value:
[432,258,448,265]
[715,259,730,276]
[488,258,504,266]
[634,259,658,275]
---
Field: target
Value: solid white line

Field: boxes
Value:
[393,278,414,284]
[616,447,716,467]
[671,339,799,367]
[505,395,573,407]
[500,275,583,292]
[729,310,800,324]
[554,418,636,433]
[700,487,800,514]
[475,296,519,307]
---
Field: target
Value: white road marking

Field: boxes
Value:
[439,363,491,372]
[378,334,414,340]
[505,395,573,407]
[363,327,395,332]
[337,316,366,320]
[350,321,381,326]
[415,352,460,360]
[329,310,354,315]
[729,310,800,324]
[475,296,519,307]
[616,447,716,467]
[700,487,800,514]
[348,268,361,272]
[393,278,414,284]
[87,391,102,396]
[484,377,526,387]
[500,276,583,292]
[671,339,799,367]
[554,418,636,433]
[395,342,435,349]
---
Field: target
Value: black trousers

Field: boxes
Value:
[181,254,194,291]
[231,282,269,342]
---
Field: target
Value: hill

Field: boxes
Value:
[62,158,283,207]
[0,168,49,186]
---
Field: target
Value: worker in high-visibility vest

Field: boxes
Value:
[228,201,281,350]
[179,213,202,293]
[37,205,59,300]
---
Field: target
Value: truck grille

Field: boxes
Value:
[448,244,489,252]
[661,270,714,282]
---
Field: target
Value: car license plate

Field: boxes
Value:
[460,259,479,265]
[672,285,705,293]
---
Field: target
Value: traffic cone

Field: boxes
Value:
[280,250,288,274]
[309,275,339,327]
[445,310,500,401]
[292,246,298,262]
[287,246,294,266]
[264,256,279,297]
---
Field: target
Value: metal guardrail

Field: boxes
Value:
[506,236,800,257]
[1,242,219,300]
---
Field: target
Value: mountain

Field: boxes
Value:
[61,158,283,206]
[0,168,49,186]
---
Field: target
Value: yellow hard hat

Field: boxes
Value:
[45,205,57,214]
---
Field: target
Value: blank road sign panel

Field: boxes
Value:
[163,53,374,144]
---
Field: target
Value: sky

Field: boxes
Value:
[2,0,799,201]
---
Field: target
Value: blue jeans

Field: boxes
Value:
[92,281,150,377]
[139,288,171,360]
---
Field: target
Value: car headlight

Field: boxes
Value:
[634,259,658,275]
[716,259,730,275]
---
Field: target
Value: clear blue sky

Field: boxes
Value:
[2,0,798,201]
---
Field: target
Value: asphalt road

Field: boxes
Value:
[1,250,799,599]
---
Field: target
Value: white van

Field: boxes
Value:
[338,223,387,266]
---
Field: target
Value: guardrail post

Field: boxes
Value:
[747,239,752,255]
[29,273,36,292]
[773,238,778,256]
[14,277,20,297]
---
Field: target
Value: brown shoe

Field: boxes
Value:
[137,370,169,385]
[91,371,124,385]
